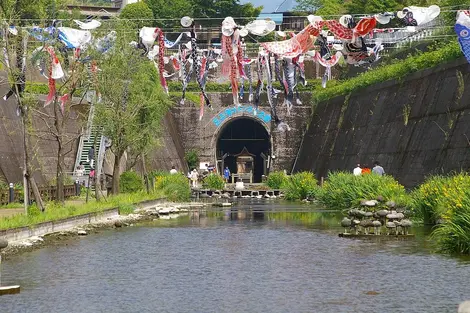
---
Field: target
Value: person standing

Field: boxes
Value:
[372,161,385,176]
[190,168,199,188]
[88,146,95,168]
[76,162,85,177]
[223,166,231,183]
[361,165,371,175]
[170,166,178,174]
[353,164,362,176]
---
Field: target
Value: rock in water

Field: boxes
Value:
[77,230,88,236]
[363,200,377,207]
[114,221,123,228]
[0,239,8,249]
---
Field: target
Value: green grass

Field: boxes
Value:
[0,190,164,230]
[0,202,24,209]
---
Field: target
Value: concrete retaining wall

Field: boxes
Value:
[0,208,119,242]
[294,57,470,187]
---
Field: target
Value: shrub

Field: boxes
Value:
[120,171,144,193]
[154,172,190,202]
[203,174,225,190]
[185,150,199,170]
[283,171,318,201]
[266,171,288,189]
[14,183,24,202]
[317,171,409,210]
[411,173,470,225]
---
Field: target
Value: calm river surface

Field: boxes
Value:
[1,201,470,313]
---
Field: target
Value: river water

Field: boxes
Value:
[1,201,470,313]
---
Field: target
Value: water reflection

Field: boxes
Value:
[1,202,470,313]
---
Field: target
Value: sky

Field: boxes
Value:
[241,0,298,13]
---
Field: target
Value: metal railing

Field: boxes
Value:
[0,184,79,205]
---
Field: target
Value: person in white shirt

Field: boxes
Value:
[353,164,362,176]
[170,166,178,175]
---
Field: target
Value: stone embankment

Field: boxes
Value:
[0,201,209,257]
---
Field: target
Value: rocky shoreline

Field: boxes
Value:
[0,201,210,258]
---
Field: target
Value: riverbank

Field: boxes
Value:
[0,200,210,258]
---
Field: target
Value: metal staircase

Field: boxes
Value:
[74,98,108,192]
[77,126,102,175]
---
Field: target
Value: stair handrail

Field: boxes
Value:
[84,97,96,141]
[96,130,107,190]
[73,127,86,176]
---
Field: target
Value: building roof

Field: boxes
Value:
[235,147,255,158]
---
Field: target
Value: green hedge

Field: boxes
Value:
[314,42,462,102]
[25,79,323,96]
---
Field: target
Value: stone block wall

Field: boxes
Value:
[170,92,312,172]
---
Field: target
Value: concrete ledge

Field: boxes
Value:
[0,208,119,242]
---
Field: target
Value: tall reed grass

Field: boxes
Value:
[317,171,409,209]
[283,172,319,201]
[430,188,470,254]
[154,172,191,202]
[266,171,288,189]
[410,173,470,225]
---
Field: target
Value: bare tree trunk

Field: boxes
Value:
[23,114,45,211]
[55,144,65,203]
[111,152,122,194]
[54,97,65,203]
[141,154,149,194]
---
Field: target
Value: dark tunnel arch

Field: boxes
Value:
[216,117,270,183]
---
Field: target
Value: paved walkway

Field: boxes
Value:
[0,208,24,218]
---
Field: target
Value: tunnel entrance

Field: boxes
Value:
[216,118,270,183]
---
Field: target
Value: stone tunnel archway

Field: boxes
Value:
[215,117,270,183]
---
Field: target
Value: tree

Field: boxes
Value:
[192,0,262,25]
[144,0,261,28]
[345,0,401,15]
[94,21,171,194]
[0,0,61,211]
[32,51,88,204]
[144,0,193,27]
[294,0,322,13]
[120,2,154,28]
